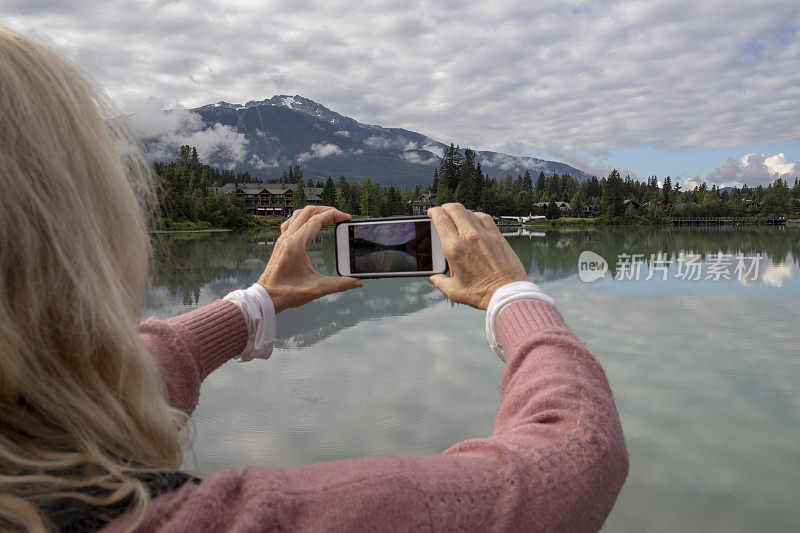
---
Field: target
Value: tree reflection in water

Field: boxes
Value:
[149,226,800,349]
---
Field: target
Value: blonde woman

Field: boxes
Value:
[0,28,628,532]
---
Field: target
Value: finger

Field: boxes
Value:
[441,203,479,235]
[475,212,500,234]
[286,205,336,235]
[428,273,458,298]
[297,209,344,248]
[319,275,364,295]
[427,206,457,244]
[463,209,482,229]
[282,208,305,234]
[280,215,294,233]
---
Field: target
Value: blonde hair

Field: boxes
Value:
[0,28,188,531]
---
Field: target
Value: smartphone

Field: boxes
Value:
[335,216,447,278]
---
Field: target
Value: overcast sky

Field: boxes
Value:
[4,0,799,187]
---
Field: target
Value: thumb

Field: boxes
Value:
[324,275,364,294]
[428,274,456,297]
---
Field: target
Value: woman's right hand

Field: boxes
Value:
[427,203,529,310]
[258,205,362,313]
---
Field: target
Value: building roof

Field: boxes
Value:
[534,201,570,208]
[412,193,435,205]
[209,183,323,196]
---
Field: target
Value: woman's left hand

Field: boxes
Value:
[258,206,363,313]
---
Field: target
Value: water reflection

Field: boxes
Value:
[149,227,800,349]
[150,232,447,349]
[505,226,800,280]
[146,226,800,532]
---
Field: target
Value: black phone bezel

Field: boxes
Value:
[334,215,448,278]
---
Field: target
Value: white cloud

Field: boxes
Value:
[703,152,800,187]
[249,154,278,169]
[334,130,350,137]
[363,136,417,151]
[542,143,617,179]
[401,151,439,165]
[480,153,549,175]
[129,102,248,168]
[482,153,520,172]
[764,153,800,177]
[761,263,794,288]
[681,177,703,190]
[296,143,343,163]
[5,0,800,158]
[363,136,391,149]
[421,141,444,159]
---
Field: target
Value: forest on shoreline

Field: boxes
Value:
[154,145,800,230]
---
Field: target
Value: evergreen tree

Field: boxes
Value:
[439,143,462,191]
[600,170,624,217]
[154,145,250,228]
[515,191,531,215]
[474,163,485,203]
[587,176,602,199]
[360,178,382,217]
[571,190,586,217]
[546,199,561,220]
[336,176,361,215]
[761,178,792,216]
[336,176,351,213]
[560,174,578,201]
[287,164,303,184]
[522,170,533,193]
[662,175,672,205]
[534,171,546,199]
[321,177,337,207]
[292,180,308,211]
[546,173,560,198]
[455,148,479,208]
[436,180,452,205]
[512,175,523,197]
[385,185,404,215]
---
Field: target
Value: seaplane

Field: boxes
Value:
[497,214,547,238]
[497,214,546,225]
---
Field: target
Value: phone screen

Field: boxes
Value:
[348,221,433,273]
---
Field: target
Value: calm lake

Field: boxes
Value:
[145,225,800,532]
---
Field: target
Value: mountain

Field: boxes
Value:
[145,95,589,188]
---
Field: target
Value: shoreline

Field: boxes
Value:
[151,229,233,234]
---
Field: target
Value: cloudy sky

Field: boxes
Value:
[4,0,799,187]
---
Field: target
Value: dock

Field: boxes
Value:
[668,216,786,225]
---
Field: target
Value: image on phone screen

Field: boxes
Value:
[349,221,433,273]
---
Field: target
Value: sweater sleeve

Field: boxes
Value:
[138,300,248,414]
[117,300,628,532]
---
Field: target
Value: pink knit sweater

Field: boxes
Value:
[107,299,628,532]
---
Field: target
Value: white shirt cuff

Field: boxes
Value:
[223,283,276,362]
[485,281,555,363]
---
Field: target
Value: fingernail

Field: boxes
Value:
[354,280,364,287]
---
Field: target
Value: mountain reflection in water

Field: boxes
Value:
[148,226,800,349]
[146,225,800,533]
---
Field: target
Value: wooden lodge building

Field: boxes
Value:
[209,183,323,216]
[411,193,436,215]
